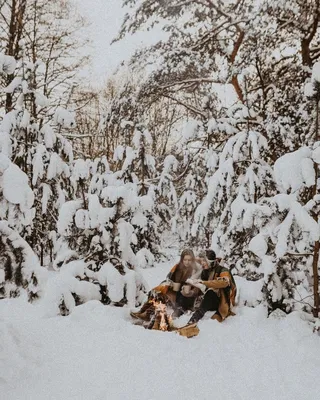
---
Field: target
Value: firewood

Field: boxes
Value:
[176,323,200,338]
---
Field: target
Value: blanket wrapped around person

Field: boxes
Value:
[182,250,237,325]
[130,249,201,322]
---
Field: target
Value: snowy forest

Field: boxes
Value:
[1,1,320,399]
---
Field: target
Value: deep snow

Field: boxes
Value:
[1,261,320,400]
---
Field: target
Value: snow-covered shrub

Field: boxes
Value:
[0,55,47,301]
[178,112,236,247]
[53,156,149,312]
[194,119,275,269]
[0,51,75,266]
[0,221,47,301]
[115,125,161,262]
[0,152,35,232]
[40,259,101,316]
[249,145,320,313]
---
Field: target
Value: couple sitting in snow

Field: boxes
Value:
[131,249,237,327]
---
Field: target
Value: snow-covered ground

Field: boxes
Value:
[1,261,320,400]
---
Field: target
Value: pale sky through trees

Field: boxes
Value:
[76,0,236,105]
[76,0,164,84]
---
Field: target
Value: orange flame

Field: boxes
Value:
[150,299,170,331]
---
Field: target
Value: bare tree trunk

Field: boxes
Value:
[313,240,319,317]
[6,0,17,112]
[301,0,320,67]
[312,93,320,317]
[5,0,28,112]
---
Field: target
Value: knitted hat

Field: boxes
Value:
[205,249,216,262]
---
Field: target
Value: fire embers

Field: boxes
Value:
[147,299,174,331]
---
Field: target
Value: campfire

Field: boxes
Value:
[145,298,199,338]
[147,299,173,331]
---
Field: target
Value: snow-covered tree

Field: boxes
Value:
[192,103,274,263]
[54,156,148,313]
[0,220,46,301]
[156,153,179,236]
[0,0,89,113]
[174,94,236,247]
[116,0,320,162]
[95,66,185,163]
[247,62,320,315]
[116,0,247,105]
[0,50,75,265]
[246,146,320,314]
[0,55,46,299]
[114,124,162,264]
